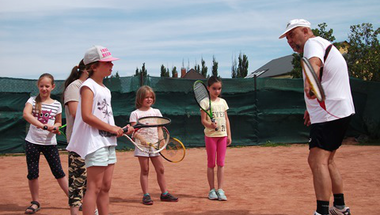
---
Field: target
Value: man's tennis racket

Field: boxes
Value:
[121,116,172,153]
[301,57,325,102]
[193,80,218,131]
[301,57,339,119]
[159,137,186,163]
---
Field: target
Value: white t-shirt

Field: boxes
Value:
[200,98,229,137]
[64,79,83,142]
[303,37,355,124]
[66,78,117,158]
[129,108,162,157]
[25,97,62,145]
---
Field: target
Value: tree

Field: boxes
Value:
[231,57,237,78]
[212,56,218,77]
[160,65,170,77]
[237,53,249,78]
[345,23,380,81]
[290,23,336,78]
[135,63,148,77]
[171,66,178,78]
[201,58,208,77]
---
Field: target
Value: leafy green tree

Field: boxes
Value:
[212,56,218,77]
[201,58,208,77]
[160,65,170,77]
[312,22,336,42]
[171,66,178,78]
[231,57,237,78]
[135,63,148,77]
[237,53,249,78]
[345,23,380,81]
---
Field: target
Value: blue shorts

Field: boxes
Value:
[85,146,117,168]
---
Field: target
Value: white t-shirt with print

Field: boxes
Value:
[66,78,117,159]
[25,97,62,145]
[129,108,162,156]
[200,98,229,137]
[303,37,355,124]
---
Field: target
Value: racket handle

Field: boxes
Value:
[211,118,218,131]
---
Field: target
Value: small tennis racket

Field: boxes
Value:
[159,137,186,163]
[301,57,339,119]
[193,80,218,131]
[58,124,67,139]
[121,116,172,153]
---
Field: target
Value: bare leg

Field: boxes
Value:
[138,157,150,194]
[151,156,167,193]
[217,166,224,190]
[83,166,105,215]
[328,151,344,194]
[57,176,69,197]
[26,179,40,213]
[96,164,114,215]
[207,167,215,190]
[308,147,332,201]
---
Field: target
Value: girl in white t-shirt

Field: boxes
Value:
[66,45,132,215]
[129,86,178,205]
[23,73,69,214]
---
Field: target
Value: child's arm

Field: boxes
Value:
[23,103,46,130]
[67,101,79,118]
[200,110,217,129]
[81,87,124,137]
[225,111,232,146]
[50,113,62,134]
[130,122,148,146]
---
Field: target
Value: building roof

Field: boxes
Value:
[182,69,206,79]
[246,55,294,78]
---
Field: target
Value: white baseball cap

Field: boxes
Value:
[83,45,119,65]
[279,19,311,39]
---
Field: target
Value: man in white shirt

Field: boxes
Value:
[279,19,354,215]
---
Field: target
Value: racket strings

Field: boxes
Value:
[193,83,209,103]
[138,117,171,126]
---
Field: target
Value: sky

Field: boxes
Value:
[1,0,379,80]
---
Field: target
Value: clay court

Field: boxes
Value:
[1,144,379,215]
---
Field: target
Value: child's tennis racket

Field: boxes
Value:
[121,116,172,153]
[159,137,186,163]
[193,80,218,131]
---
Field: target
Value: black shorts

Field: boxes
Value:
[309,115,352,151]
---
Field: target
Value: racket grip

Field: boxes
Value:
[211,118,218,131]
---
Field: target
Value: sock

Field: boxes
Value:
[316,200,329,215]
[162,191,168,195]
[333,193,345,209]
[144,193,150,196]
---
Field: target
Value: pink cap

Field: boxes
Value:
[83,45,120,65]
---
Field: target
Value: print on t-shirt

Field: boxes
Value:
[34,109,53,124]
[97,98,113,137]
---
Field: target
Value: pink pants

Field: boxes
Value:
[205,136,227,168]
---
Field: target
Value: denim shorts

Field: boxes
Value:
[85,146,117,168]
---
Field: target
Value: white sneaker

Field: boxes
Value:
[329,206,351,215]
[314,212,322,215]
[208,189,218,200]
[217,189,227,201]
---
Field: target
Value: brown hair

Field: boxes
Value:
[35,73,55,114]
[207,75,222,87]
[85,62,100,78]
[62,59,86,101]
[135,85,156,109]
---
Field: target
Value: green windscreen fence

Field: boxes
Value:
[0,76,379,153]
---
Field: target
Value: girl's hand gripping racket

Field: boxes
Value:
[121,116,171,153]
[301,57,339,119]
[193,80,218,131]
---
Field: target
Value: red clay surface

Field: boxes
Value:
[1,144,379,215]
